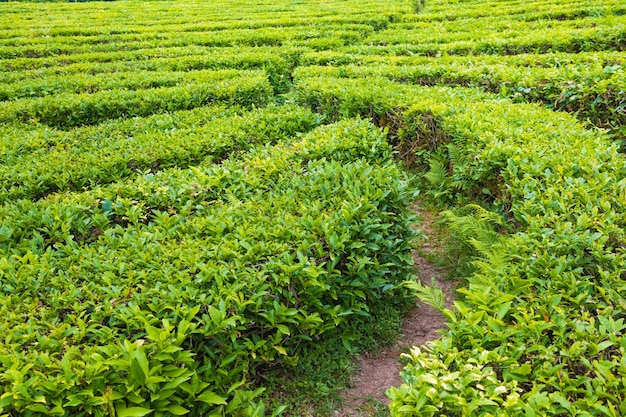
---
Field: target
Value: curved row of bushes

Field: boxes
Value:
[1,0,624,414]
[0,70,272,129]
[295,74,626,414]
[0,105,321,203]
[295,53,626,141]
[0,118,416,416]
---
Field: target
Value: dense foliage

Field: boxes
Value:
[0,0,624,415]
[294,75,626,414]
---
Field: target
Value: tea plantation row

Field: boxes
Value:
[295,74,626,414]
[0,0,625,415]
[1,113,417,416]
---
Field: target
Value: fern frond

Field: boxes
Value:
[424,158,449,189]
[403,279,446,312]
[442,204,506,258]
[446,143,471,172]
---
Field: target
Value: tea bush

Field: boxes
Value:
[0,105,320,202]
[293,71,626,415]
[1,0,625,414]
[0,118,416,415]
[296,53,626,140]
[0,72,272,128]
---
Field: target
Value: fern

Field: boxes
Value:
[423,148,465,203]
[442,204,506,258]
[403,279,446,312]
[446,143,471,173]
[423,140,479,205]
[423,157,448,189]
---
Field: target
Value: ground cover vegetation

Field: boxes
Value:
[0,0,624,415]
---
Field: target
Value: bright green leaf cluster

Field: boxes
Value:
[293,66,626,415]
[1,0,624,414]
[0,117,416,415]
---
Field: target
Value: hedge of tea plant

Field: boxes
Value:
[293,73,626,413]
[0,105,321,202]
[0,71,272,128]
[0,118,417,416]
[296,52,626,139]
[1,0,625,414]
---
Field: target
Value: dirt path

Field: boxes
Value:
[336,203,455,415]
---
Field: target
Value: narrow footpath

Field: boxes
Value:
[337,204,456,415]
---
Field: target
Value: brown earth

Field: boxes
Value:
[336,203,456,415]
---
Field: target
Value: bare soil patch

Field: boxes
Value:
[336,203,455,415]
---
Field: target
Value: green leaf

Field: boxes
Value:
[0,394,14,408]
[135,348,150,374]
[131,355,148,385]
[196,391,227,405]
[167,405,189,415]
[302,266,321,278]
[102,200,113,213]
[0,225,12,241]
[162,375,191,391]
[273,345,287,356]
[115,405,153,417]
[276,324,290,335]
[329,232,339,249]
[26,404,50,413]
